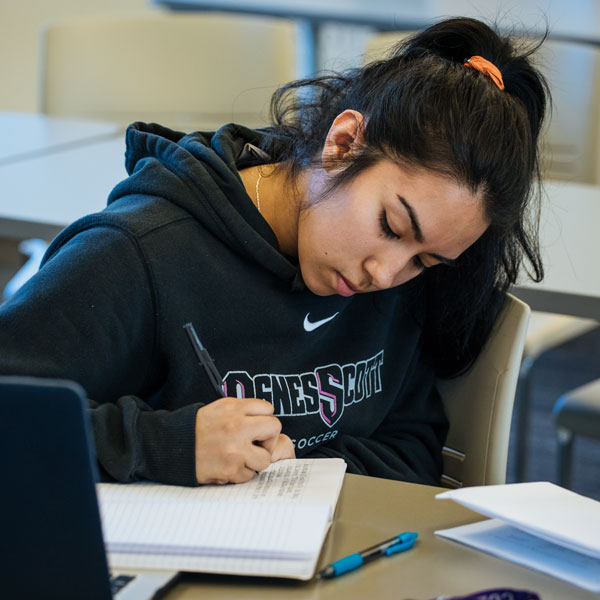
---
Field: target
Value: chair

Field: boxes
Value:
[363,30,414,65]
[437,294,530,488]
[533,38,600,184]
[553,378,600,489]
[39,11,298,131]
[513,313,598,481]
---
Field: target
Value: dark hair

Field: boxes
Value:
[261,17,549,377]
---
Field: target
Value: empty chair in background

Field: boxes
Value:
[536,38,600,185]
[39,11,298,131]
[553,378,600,489]
[513,312,598,481]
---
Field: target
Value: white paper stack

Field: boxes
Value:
[435,482,600,592]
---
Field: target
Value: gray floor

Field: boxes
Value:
[1,238,599,498]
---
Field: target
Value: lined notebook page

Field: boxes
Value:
[100,492,329,557]
[98,458,346,580]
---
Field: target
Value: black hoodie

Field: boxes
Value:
[0,122,448,486]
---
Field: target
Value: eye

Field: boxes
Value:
[379,210,400,240]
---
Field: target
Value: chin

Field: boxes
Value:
[301,271,332,296]
[306,283,333,297]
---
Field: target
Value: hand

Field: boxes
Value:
[195,397,281,485]
[269,434,296,463]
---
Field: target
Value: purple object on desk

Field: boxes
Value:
[432,589,540,600]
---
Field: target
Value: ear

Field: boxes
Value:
[321,110,365,171]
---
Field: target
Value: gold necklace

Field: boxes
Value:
[255,167,263,213]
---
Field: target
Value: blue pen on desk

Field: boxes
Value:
[319,531,418,579]
[183,322,225,398]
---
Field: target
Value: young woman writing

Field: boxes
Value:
[0,17,547,486]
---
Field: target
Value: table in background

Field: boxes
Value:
[0,128,125,241]
[162,473,597,600]
[511,180,600,320]
[0,112,121,166]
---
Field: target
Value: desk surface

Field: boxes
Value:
[0,112,121,166]
[161,473,596,599]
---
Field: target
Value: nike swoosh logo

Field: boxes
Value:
[303,312,339,332]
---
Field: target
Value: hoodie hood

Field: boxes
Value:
[107,122,300,286]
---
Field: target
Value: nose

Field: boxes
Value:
[363,251,412,290]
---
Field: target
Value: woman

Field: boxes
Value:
[0,17,547,487]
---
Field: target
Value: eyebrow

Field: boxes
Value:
[397,195,457,267]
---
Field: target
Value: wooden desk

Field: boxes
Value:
[0,112,121,166]
[511,180,600,320]
[162,473,597,599]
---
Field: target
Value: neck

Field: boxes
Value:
[240,164,301,257]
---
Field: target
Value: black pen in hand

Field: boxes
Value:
[183,322,225,398]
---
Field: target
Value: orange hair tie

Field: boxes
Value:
[464,56,505,91]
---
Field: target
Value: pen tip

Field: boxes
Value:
[319,566,335,579]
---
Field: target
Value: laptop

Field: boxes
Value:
[0,376,179,600]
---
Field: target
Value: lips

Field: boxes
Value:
[336,273,358,297]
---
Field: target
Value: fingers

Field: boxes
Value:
[247,415,281,444]
[271,434,296,462]
[244,444,272,473]
[195,399,285,485]
[256,435,278,454]
[240,397,275,416]
[204,465,257,485]
[228,466,260,485]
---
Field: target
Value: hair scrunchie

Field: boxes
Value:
[464,56,505,90]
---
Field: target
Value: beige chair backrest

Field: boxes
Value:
[365,31,600,184]
[437,294,530,488]
[363,31,413,65]
[530,38,600,184]
[39,12,297,131]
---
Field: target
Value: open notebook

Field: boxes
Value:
[99,458,347,580]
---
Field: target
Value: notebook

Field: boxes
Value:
[99,457,347,580]
[435,482,600,593]
[0,376,178,600]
